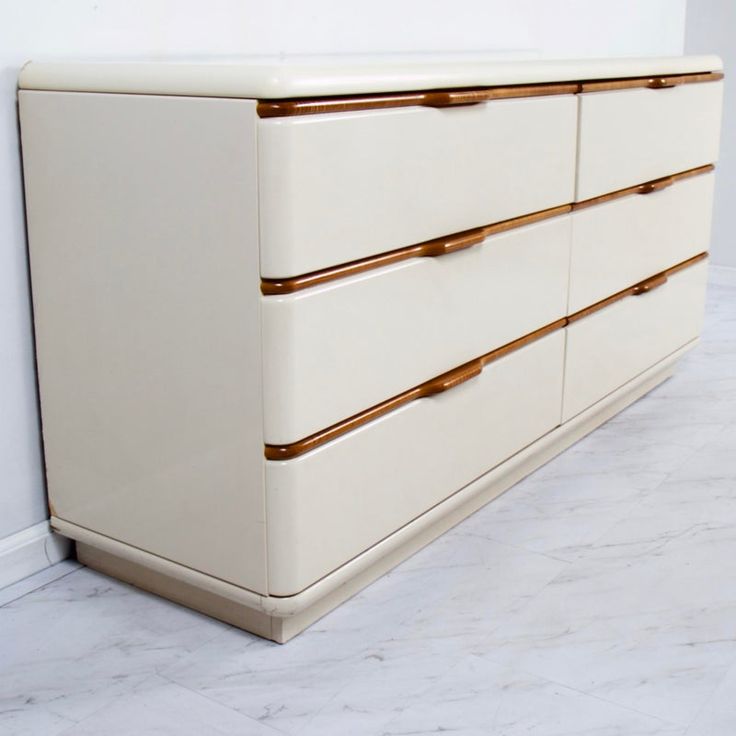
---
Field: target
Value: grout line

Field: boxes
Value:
[156,672,290,735]
[0,561,82,608]
[681,657,736,734]
[506,659,687,728]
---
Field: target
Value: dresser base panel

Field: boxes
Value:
[60,342,692,643]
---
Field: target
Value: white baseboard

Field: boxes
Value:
[0,521,72,590]
[709,265,736,288]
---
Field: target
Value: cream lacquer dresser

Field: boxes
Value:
[19,55,723,642]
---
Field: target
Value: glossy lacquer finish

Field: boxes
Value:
[261,215,571,444]
[563,259,708,422]
[261,205,570,295]
[258,94,577,277]
[19,92,268,593]
[18,54,723,99]
[266,330,565,596]
[16,55,722,643]
[576,81,723,201]
[569,170,715,312]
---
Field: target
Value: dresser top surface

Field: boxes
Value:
[19,54,723,99]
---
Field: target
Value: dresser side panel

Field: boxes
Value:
[19,92,267,593]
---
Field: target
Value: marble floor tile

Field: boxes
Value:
[553,415,722,479]
[486,599,736,725]
[381,654,685,736]
[162,536,566,734]
[294,636,479,736]
[0,569,229,731]
[707,266,736,289]
[453,462,666,562]
[0,706,76,736]
[481,463,736,725]
[55,675,280,736]
[391,534,566,643]
[160,626,375,735]
[686,660,736,736]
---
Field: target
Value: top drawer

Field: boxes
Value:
[576,80,723,201]
[258,95,577,277]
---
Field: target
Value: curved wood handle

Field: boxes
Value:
[421,91,486,108]
[421,360,484,397]
[632,273,668,295]
[419,230,487,257]
[637,176,675,195]
[647,77,677,89]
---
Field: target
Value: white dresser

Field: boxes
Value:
[18,55,723,642]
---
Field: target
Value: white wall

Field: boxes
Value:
[0,0,686,578]
[686,0,735,268]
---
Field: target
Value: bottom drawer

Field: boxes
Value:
[266,329,565,596]
[562,258,708,422]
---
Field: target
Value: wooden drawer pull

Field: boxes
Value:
[636,176,675,195]
[632,273,668,295]
[647,77,677,89]
[421,91,486,108]
[421,360,484,396]
[419,230,487,257]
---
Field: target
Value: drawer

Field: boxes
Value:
[262,214,570,445]
[562,258,708,422]
[576,81,723,202]
[258,94,577,277]
[265,329,565,595]
[569,170,714,313]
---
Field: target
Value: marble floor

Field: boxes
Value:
[1,269,735,736]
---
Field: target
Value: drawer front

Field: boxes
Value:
[258,95,577,277]
[262,215,570,445]
[562,260,708,422]
[576,82,723,202]
[266,330,565,595]
[569,171,714,313]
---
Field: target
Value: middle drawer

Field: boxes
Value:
[262,214,571,445]
[569,169,715,313]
